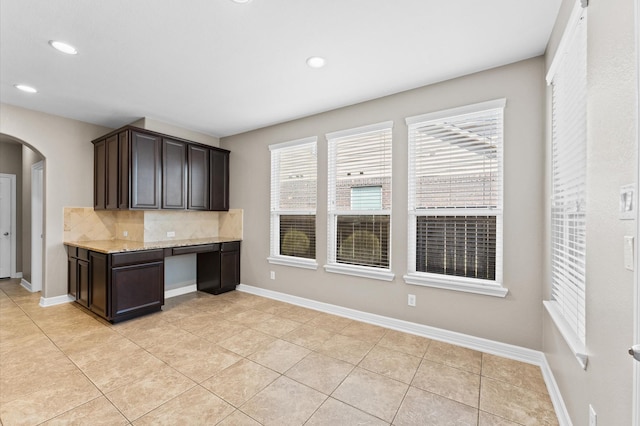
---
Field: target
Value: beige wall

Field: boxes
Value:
[221,57,546,350]
[0,104,111,299]
[542,0,638,424]
[130,117,220,148]
[0,140,23,273]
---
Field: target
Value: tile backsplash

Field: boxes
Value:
[64,208,243,242]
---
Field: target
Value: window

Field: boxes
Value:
[404,99,507,297]
[268,137,318,269]
[326,121,394,281]
[544,0,588,368]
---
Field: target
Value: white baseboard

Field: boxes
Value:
[165,284,197,299]
[20,278,32,292]
[12,272,23,279]
[237,283,572,426]
[39,294,75,307]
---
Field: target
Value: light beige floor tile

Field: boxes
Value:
[218,328,277,357]
[359,345,421,384]
[54,326,128,357]
[250,316,302,337]
[479,410,522,425]
[240,376,326,426]
[282,324,335,350]
[425,340,483,374]
[133,386,234,425]
[191,319,248,343]
[394,386,479,426]
[480,377,558,426]
[285,352,354,394]
[317,333,374,364]
[331,367,408,423]
[171,311,223,333]
[377,329,431,357]
[412,359,481,407]
[105,364,196,421]
[253,299,296,316]
[40,396,128,426]
[0,370,101,426]
[482,354,548,395]
[277,305,321,323]
[77,346,167,394]
[339,321,387,344]
[169,342,242,383]
[306,312,354,333]
[113,318,187,349]
[217,410,262,426]
[230,309,275,327]
[248,339,310,373]
[202,359,279,407]
[306,397,389,426]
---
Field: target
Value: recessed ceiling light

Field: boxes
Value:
[49,40,78,55]
[306,56,326,69]
[231,0,252,3]
[14,84,38,93]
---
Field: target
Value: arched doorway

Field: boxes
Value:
[0,134,45,294]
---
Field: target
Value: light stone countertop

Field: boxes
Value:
[64,237,241,254]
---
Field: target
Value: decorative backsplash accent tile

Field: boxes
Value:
[64,208,243,243]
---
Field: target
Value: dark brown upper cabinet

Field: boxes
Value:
[188,145,210,210]
[93,126,229,211]
[210,149,229,211]
[162,138,187,209]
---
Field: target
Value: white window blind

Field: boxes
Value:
[405,99,506,296]
[268,137,317,267]
[547,2,588,357]
[326,122,393,277]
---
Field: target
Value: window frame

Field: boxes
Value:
[267,136,318,270]
[543,0,589,369]
[403,99,508,298]
[325,121,395,281]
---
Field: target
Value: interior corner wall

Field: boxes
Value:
[0,103,111,299]
[21,145,44,283]
[0,140,23,274]
[130,117,221,148]
[542,0,638,424]
[221,57,546,350]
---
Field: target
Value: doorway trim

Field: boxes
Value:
[0,173,17,279]
[30,161,44,293]
[634,0,640,424]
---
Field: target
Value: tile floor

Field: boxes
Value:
[0,279,559,425]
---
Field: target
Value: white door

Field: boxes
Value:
[634,3,640,423]
[0,175,12,278]
[31,162,43,292]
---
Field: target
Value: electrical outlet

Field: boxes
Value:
[122,230,128,237]
[270,271,275,280]
[589,404,597,426]
[166,231,175,237]
[408,294,416,307]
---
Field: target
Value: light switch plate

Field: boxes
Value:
[624,236,634,270]
[619,184,635,220]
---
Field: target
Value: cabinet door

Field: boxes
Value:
[111,261,164,320]
[89,252,109,319]
[106,134,119,210]
[162,138,187,209]
[118,130,130,209]
[220,246,240,291]
[210,149,229,211]
[130,131,161,209]
[188,145,210,210]
[94,139,106,210]
[77,259,90,308]
[68,257,78,299]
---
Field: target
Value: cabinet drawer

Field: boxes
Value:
[77,248,90,261]
[111,249,164,267]
[66,246,78,258]
[221,241,240,252]
[172,244,218,256]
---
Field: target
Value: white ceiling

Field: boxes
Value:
[0,0,561,138]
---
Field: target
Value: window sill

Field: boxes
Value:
[324,263,395,281]
[543,300,588,369]
[403,273,508,298]
[267,256,318,270]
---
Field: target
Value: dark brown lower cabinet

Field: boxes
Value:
[66,242,239,322]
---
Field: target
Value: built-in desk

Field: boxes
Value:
[64,238,241,323]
